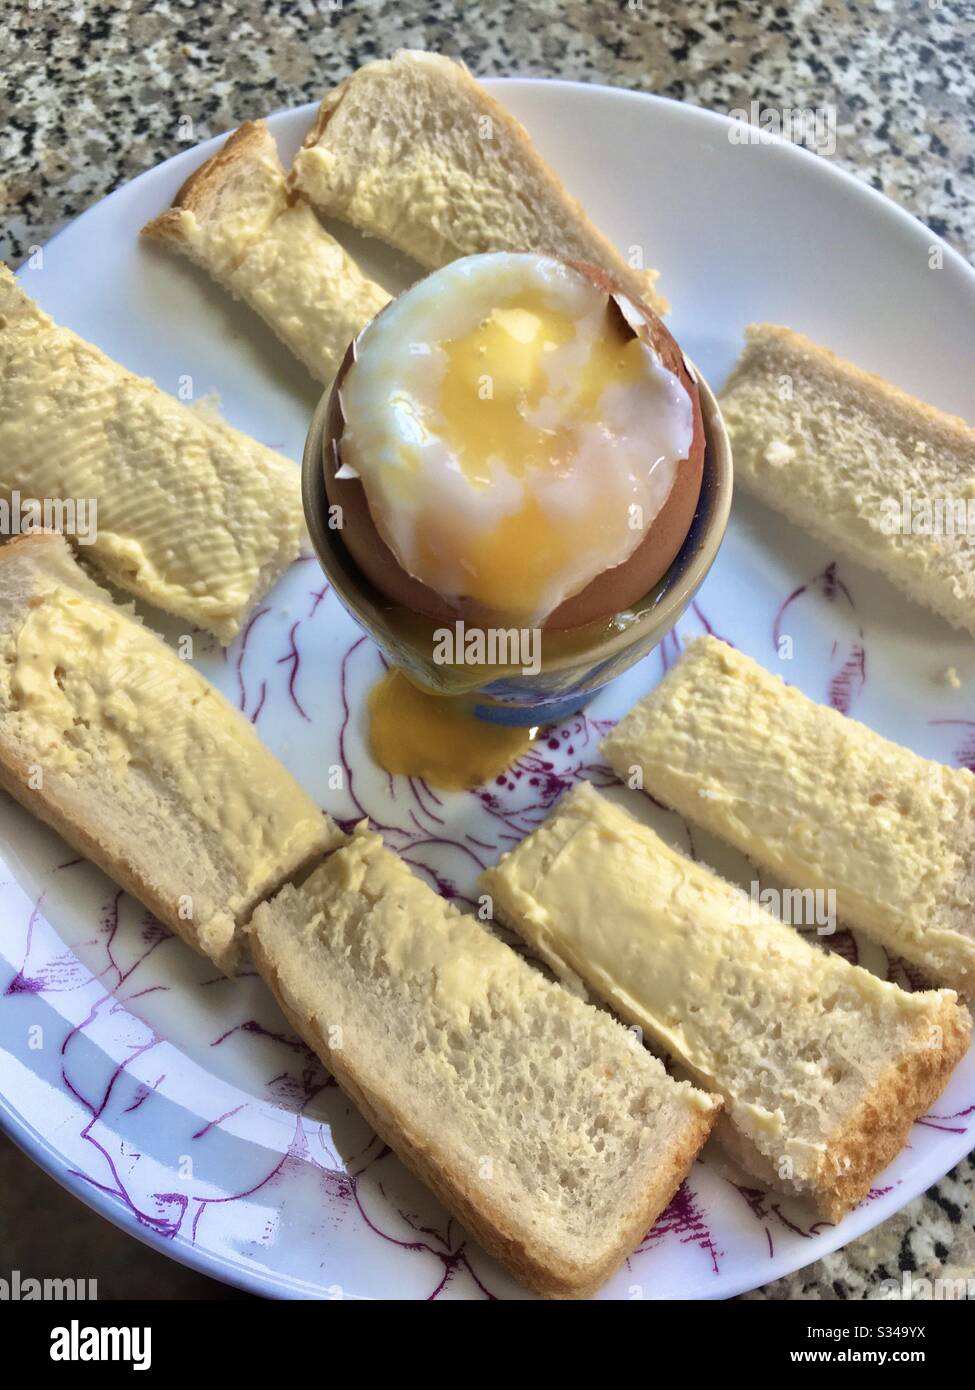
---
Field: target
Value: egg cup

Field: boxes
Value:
[302,360,732,727]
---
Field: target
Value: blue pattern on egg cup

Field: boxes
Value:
[302,364,732,727]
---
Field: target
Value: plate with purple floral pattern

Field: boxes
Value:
[2,81,973,1300]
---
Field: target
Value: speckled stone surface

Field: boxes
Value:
[2,0,973,266]
[1,0,973,1302]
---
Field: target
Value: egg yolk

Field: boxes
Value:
[423,292,653,617]
[438,291,647,485]
[414,493,574,616]
[368,668,535,790]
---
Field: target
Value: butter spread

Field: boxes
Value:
[5,583,330,900]
[0,267,302,643]
[306,826,529,1026]
[484,782,938,1162]
[297,825,716,1118]
[601,635,975,992]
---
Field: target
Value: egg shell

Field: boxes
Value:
[322,258,705,630]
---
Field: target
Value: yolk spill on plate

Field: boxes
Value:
[368,668,536,790]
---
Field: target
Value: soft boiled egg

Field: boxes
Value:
[325,252,705,630]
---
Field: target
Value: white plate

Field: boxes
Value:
[2,82,974,1301]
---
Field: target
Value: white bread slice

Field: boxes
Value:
[0,266,302,644]
[248,824,720,1299]
[601,635,975,995]
[482,782,971,1222]
[141,121,390,386]
[0,533,341,970]
[291,50,665,312]
[720,324,975,636]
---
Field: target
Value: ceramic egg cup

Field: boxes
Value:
[302,364,732,726]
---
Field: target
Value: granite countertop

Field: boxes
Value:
[1,0,973,1301]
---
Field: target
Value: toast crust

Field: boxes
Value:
[729,323,975,446]
[141,120,282,250]
[140,120,390,387]
[0,737,235,962]
[482,779,973,1224]
[296,50,666,313]
[0,534,337,971]
[0,536,222,956]
[722,325,975,639]
[249,920,718,1299]
[818,994,972,1222]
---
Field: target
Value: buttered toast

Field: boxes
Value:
[0,533,341,970]
[291,50,665,312]
[0,267,302,644]
[482,783,971,1221]
[721,324,975,636]
[142,121,390,385]
[601,636,975,995]
[249,824,720,1299]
